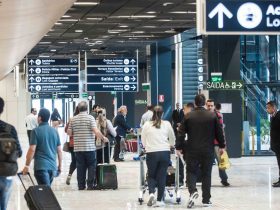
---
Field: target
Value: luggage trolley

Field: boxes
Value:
[138,151,182,205]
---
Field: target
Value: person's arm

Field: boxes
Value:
[22,145,36,174]
[141,123,148,148]
[176,118,188,151]
[106,120,117,137]
[93,127,108,142]
[57,145,62,171]
[167,121,176,147]
[67,120,73,136]
[215,116,226,153]
[118,115,131,131]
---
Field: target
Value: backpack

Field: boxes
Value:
[0,124,19,176]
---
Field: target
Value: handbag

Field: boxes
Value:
[63,136,70,152]
[218,151,230,170]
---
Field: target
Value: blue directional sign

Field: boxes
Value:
[31,93,79,99]
[200,0,280,34]
[86,58,138,92]
[28,84,79,92]
[28,75,79,84]
[28,58,78,66]
[28,67,78,75]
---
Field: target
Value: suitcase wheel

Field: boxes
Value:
[176,198,181,204]
[138,198,143,205]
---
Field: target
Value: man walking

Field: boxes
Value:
[266,101,280,187]
[25,108,38,143]
[67,101,108,190]
[176,94,225,208]
[140,105,153,128]
[0,97,22,210]
[23,108,62,186]
[206,99,230,186]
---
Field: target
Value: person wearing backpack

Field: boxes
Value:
[0,97,22,210]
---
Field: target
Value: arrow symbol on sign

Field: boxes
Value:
[131,85,136,90]
[29,68,35,74]
[29,59,34,65]
[237,82,243,89]
[130,76,136,82]
[130,68,136,73]
[130,59,136,64]
[208,3,233,29]
[29,86,34,91]
[29,77,35,82]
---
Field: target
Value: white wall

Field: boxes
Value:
[0,72,30,134]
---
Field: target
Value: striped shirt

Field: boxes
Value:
[68,112,96,152]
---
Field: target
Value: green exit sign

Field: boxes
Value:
[142,83,150,91]
[82,92,88,98]
[211,72,222,82]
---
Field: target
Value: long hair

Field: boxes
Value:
[152,106,163,129]
[96,108,107,135]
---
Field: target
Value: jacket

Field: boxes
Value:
[270,111,280,152]
[114,113,131,138]
[176,107,225,154]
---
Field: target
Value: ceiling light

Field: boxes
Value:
[108,29,127,34]
[58,41,67,44]
[114,15,156,19]
[157,19,172,22]
[50,49,57,52]
[39,42,51,44]
[60,19,78,22]
[39,55,50,58]
[75,30,83,33]
[86,17,104,21]
[165,30,176,33]
[187,11,196,14]
[163,2,174,6]
[49,29,55,32]
[131,31,145,34]
[44,34,50,37]
[74,2,99,6]
[188,2,196,5]
[119,25,129,28]
[169,11,188,14]
[95,41,103,44]
[62,15,71,18]
[143,26,156,28]
[147,11,156,14]
[55,22,62,25]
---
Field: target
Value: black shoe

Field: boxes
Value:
[273,180,280,185]
[78,187,85,190]
[202,201,212,207]
[272,181,280,187]
[187,191,199,208]
[221,181,230,187]
[114,158,122,162]
[87,186,98,190]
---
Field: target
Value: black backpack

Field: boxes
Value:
[0,124,19,176]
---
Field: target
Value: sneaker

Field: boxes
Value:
[187,191,199,208]
[153,201,165,207]
[273,180,280,185]
[202,201,212,207]
[66,175,71,185]
[147,194,155,207]
[272,181,280,187]
[221,181,230,187]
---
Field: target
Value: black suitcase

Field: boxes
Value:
[96,141,118,190]
[166,166,175,187]
[18,173,62,210]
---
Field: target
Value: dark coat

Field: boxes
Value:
[176,107,225,154]
[270,111,280,152]
[172,109,184,127]
[114,113,131,138]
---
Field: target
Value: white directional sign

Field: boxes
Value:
[198,0,280,35]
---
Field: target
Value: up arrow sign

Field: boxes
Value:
[208,3,233,29]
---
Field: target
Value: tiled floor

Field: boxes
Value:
[7,132,280,210]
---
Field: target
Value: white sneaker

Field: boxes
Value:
[147,194,155,207]
[187,191,199,208]
[153,201,165,207]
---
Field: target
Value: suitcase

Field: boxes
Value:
[96,141,118,190]
[166,166,176,187]
[18,173,62,210]
[125,139,137,152]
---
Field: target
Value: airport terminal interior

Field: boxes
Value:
[1,0,280,209]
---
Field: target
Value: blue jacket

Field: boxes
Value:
[114,113,131,138]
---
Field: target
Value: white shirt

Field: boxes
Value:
[140,110,153,128]
[25,113,38,130]
[141,120,175,153]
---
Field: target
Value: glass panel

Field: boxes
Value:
[43,99,53,116]
[54,99,63,119]
[31,99,40,112]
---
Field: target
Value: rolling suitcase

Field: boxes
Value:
[18,172,62,210]
[96,141,118,190]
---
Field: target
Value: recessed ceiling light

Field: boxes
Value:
[60,19,78,22]
[39,42,51,44]
[165,30,176,33]
[44,34,50,37]
[131,31,145,34]
[169,11,188,14]
[157,19,172,22]
[86,17,104,21]
[39,55,50,58]
[49,29,55,32]
[163,2,174,6]
[147,11,156,14]
[143,26,156,28]
[188,2,196,5]
[119,25,129,28]
[114,15,156,19]
[75,30,83,33]
[58,41,67,44]
[50,49,57,52]
[74,2,99,6]
[62,15,71,18]
[55,22,62,25]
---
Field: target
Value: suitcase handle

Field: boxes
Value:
[17,172,36,191]
[101,140,110,164]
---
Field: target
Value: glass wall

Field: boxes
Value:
[241,35,279,155]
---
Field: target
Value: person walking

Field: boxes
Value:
[140,105,153,128]
[206,99,230,187]
[25,108,38,143]
[67,101,108,190]
[172,102,184,136]
[64,107,79,185]
[266,101,280,187]
[176,94,225,208]
[113,105,132,162]
[51,108,62,129]
[141,106,176,207]
[0,97,22,210]
[22,108,62,186]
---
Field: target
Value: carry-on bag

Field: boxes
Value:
[96,141,118,190]
[17,172,62,210]
[125,139,137,152]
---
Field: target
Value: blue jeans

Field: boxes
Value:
[34,170,55,186]
[146,151,170,201]
[0,177,13,210]
[75,151,96,190]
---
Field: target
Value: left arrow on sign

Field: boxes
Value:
[208,3,233,29]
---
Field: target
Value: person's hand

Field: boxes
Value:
[219,148,225,155]
[177,123,181,127]
[102,137,109,143]
[176,150,182,156]
[22,166,29,175]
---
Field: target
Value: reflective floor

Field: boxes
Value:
[7,131,280,210]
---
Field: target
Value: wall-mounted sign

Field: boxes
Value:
[158,95,165,103]
[86,58,138,92]
[206,80,243,90]
[198,0,280,35]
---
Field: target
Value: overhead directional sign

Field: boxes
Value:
[198,0,280,34]
[206,80,243,90]
[86,58,138,92]
[31,93,79,99]
[27,58,79,93]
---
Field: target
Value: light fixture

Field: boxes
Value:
[74,2,99,6]
[143,25,156,28]
[163,2,174,6]
[50,49,57,52]
[62,15,71,18]
[119,25,129,28]
[86,17,104,21]
[157,19,172,22]
[131,31,145,34]
[54,22,62,25]
[39,42,51,44]
[169,11,188,14]
[114,15,156,19]
[58,41,67,44]
[60,19,78,22]
[147,11,156,14]
[75,30,83,33]
[39,55,50,58]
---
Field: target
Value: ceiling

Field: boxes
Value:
[28,0,197,59]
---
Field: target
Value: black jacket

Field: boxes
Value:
[270,111,280,152]
[172,109,184,127]
[114,113,131,138]
[176,107,225,154]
